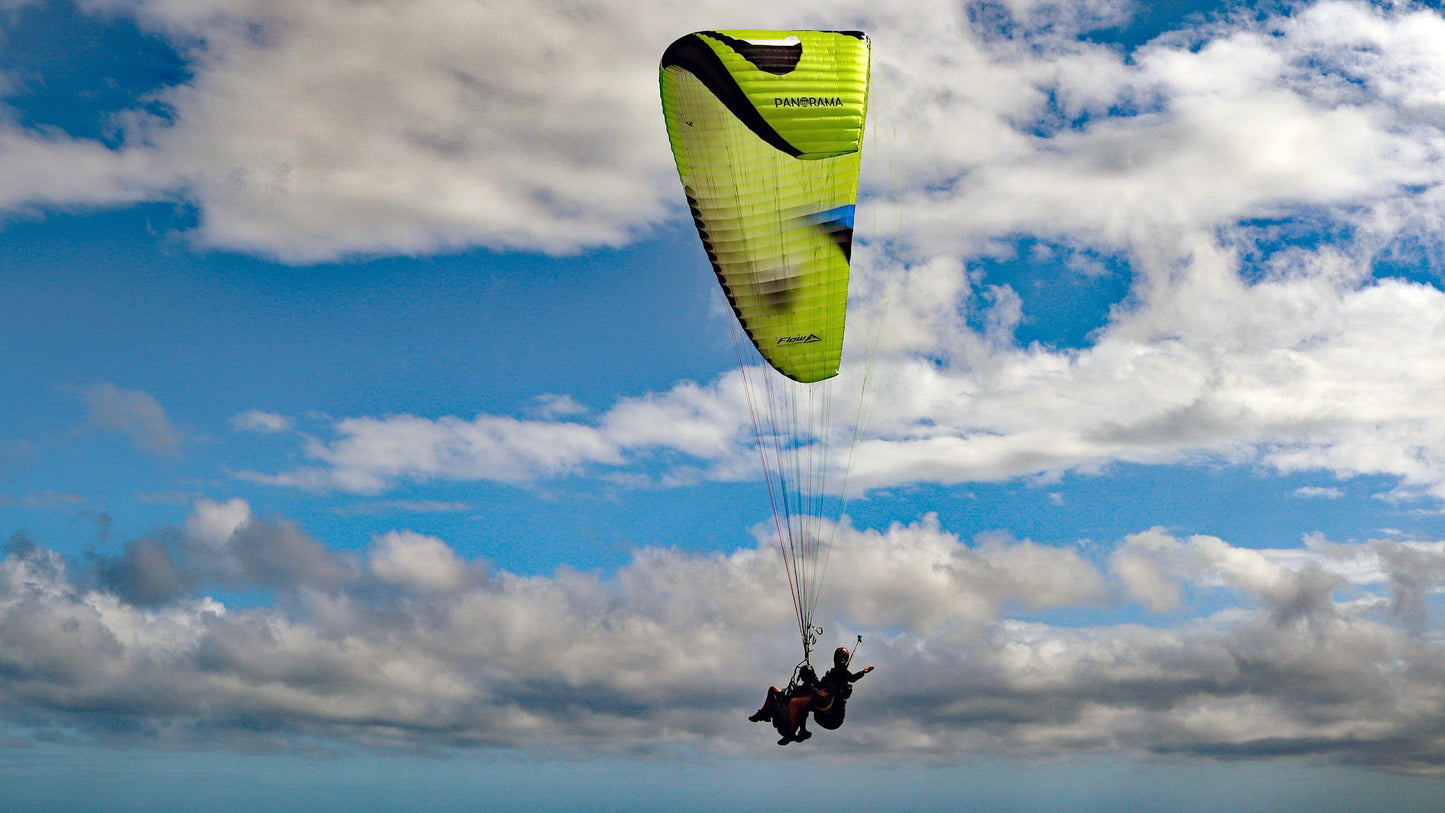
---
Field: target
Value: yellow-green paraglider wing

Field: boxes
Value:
[660,30,871,383]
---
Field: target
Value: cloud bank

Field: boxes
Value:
[4,501,1445,768]
[5,2,1437,259]
[118,1,1442,508]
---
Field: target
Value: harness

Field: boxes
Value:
[784,659,814,697]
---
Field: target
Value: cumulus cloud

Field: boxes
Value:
[1109,528,1348,622]
[6,510,1445,768]
[368,529,469,592]
[240,412,626,494]
[866,3,1445,500]
[0,0,1387,261]
[185,497,251,547]
[238,374,758,493]
[174,1,1445,510]
[0,125,174,210]
[9,2,1445,505]
[12,0,861,260]
[95,498,348,605]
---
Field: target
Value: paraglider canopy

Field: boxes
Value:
[659,30,872,661]
[660,30,870,385]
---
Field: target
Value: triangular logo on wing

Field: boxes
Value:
[777,334,823,345]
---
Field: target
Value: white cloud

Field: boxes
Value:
[198,4,1445,501]
[184,497,251,546]
[368,529,469,592]
[239,374,760,493]
[14,0,850,260]
[0,0,1359,262]
[12,2,1445,505]
[230,410,294,433]
[0,126,174,210]
[532,394,589,420]
[1109,527,1186,612]
[240,238,1445,499]
[241,411,630,494]
[6,514,1445,767]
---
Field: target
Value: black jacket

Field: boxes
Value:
[820,665,864,698]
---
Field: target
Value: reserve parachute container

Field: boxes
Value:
[660,30,871,663]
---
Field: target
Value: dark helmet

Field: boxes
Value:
[834,647,849,664]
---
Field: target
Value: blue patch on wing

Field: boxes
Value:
[809,205,856,261]
[811,204,856,231]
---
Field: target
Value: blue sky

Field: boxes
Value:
[6,0,1445,810]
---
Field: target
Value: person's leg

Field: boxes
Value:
[749,686,782,721]
[792,696,813,740]
[776,695,810,744]
[785,696,811,735]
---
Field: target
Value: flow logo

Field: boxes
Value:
[777,334,822,345]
